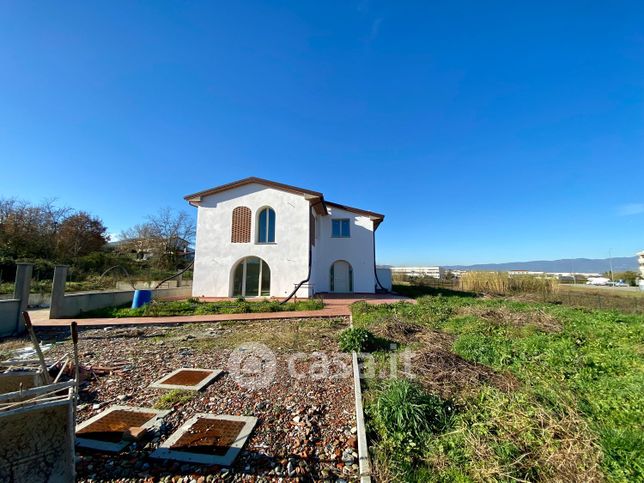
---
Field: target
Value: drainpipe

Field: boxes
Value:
[282,203,320,304]
[282,247,311,304]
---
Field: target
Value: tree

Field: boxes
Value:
[56,212,109,261]
[1,198,64,260]
[0,198,110,284]
[604,271,640,286]
[119,207,195,270]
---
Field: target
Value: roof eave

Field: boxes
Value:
[184,177,324,205]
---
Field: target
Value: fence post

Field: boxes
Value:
[49,265,68,319]
[13,263,33,334]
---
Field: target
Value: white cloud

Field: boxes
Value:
[617,203,644,216]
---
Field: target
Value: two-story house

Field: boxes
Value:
[185,177,385,298]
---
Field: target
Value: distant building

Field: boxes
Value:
[390,266,445,279]
[508,270,544,276]
[638,251,644,290]
[109,237,194,263]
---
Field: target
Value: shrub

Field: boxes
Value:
[338,327,375,352]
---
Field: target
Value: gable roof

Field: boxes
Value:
[185,177,322,202]
[184,177,385,227]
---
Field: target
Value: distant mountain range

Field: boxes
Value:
[445,257,638,274]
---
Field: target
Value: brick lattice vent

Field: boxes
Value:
[231,206,251,243]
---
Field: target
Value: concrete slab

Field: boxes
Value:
[151,414,257,466]
[149,368,222,391]
[75,405,170,452]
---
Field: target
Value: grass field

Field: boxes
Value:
[80,297,324,318]
[352,285,643,482]
[395,278,644,314]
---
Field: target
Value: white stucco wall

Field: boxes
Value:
[311,206,376,293]
[192,184,311,298]
[376,267,393,291]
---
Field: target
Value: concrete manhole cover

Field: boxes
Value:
[151,414,258,466]
[76,405,170,452]
[149,368,222,391]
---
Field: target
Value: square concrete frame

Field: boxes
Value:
[75,405,170,452]
[0,383,75,482]
[149,368,223,391]
[151,414,258,466]
[0,369,45,394]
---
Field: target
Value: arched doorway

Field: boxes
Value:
[330,260,353,293]
[232,257,271,297]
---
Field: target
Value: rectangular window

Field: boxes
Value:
[331,219,350,238]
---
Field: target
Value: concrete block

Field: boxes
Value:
[75,405,170,452]
[149,368,222,391]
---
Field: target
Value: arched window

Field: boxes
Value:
[257,207,276,243]
[232,257,271,297]
[231,206,251,243]
[330,260,353,293]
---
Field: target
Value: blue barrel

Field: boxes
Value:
[132,290,153,309]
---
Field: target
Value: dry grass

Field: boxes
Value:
[449,388,605,483]
[461,305,562,333]
[460,272,558,297]
[371,319,518,400]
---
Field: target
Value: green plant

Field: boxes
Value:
[338,327,374,352]
[352,287,644,481]
[153,389,196,409]
[369,379,453,475]
[80,298,324,318]
[372,380,452,440]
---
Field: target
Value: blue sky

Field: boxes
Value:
[1,1,643,265]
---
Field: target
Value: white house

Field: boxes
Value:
[185,177,386,298]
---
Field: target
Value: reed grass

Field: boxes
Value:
[461,272,558,296]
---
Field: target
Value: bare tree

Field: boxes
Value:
[119,207,195,270]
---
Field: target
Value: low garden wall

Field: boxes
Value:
[0,292,50,307]
[0,299,20,337]
[0,263,32,337]
[49,266,192,318]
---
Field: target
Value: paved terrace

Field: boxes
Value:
[30,293,413,328]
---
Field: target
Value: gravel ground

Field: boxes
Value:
[38,319,359,482]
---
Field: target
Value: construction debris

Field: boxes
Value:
[0,380,76,482]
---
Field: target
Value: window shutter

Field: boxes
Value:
[231,206,251,243]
